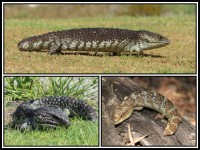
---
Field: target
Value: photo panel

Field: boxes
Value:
[101,76,196,147]
[3,76,99,147]
[3,3,197,74]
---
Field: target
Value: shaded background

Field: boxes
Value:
[101,77,196,146]
[5,4,195,19]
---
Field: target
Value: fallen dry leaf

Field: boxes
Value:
[126,123,147,146]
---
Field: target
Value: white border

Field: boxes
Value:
[2,2,198,148]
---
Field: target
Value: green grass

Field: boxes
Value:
[4,15,196,73]
[4,77,99,146]
[4,118,98,146]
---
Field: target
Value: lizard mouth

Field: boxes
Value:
[160,40,170,45]
[150,40,170,45]
[143,41,170,50]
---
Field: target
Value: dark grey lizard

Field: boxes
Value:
[18,28,170,55]
[12,96,97,130]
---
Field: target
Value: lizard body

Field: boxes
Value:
[12,96,97,130]
[18,28,170,55]
[114,90,181,136]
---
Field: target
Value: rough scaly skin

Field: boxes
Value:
[12,96,97,130]
[114,90,182,136]
[18,28,170,55]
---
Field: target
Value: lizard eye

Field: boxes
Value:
[159,36,163,40]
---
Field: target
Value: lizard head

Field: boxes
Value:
[33,107,71,129]
[114,101,135,125]
[137,30,170,50]
[18,36,43,51]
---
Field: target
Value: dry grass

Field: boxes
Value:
[4,15,196,73]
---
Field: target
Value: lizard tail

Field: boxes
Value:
[164,114,182,136]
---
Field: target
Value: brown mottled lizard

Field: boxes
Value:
[18,28,170,55]
[114,90,182,136]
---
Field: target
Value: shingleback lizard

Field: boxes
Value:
[114,90,182,136]
[12,96,97,130]
[18,28,170,55]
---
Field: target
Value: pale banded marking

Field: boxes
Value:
[77,41,85,50]
[85,41,92,50]
[69,41,79,50]
[111,40,119,51]
[111,40,119,47]
[104,41,112,51]
[98,41,106,49]
[105,41,111,48]
[61,45,68,50]
[92,41,98,49]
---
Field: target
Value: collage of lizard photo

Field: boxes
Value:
[3,2,197,148]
